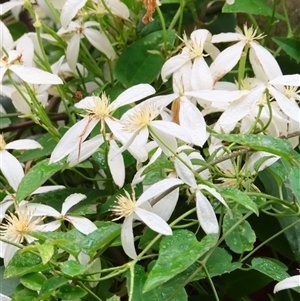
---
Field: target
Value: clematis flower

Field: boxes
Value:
[0,293,11,301]
[24,193,97,235]
[274,275,300,293]
[174,152,230,234]
[161,29,219,89]
[0,205,58,266]
[110,94,192,162]
[0,134,42,192]
[210,24,282,83]
[111,178,183,258]
[57,20,116,71]
[49,83,155,163]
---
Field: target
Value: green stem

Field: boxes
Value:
[156,5,168,56]
[77,281,103,301]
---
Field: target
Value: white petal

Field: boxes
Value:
[121,215,137,259]
[61,193,87,215]
[274,275,300,293]
[35,220,61,232]
[49,118,99,163]
[66,216,97,235]
[66,34,81,72]
[174,153,197,188]
[0,20,13,52]
[108,0,130,19]
[152,188,179,221]
[150,120,191,143]
[25,203,60,217]
[4,244,19,267]
[250,42,282,81]
[198,184,229,209]
[16,34,34,67]
[6,139,42,150]
[0,293,11,301]
[247,151,279,173]
[269,86,300,122]
[191,29,210,49]
[32,185,65,195]
[61,0,87,29]
[0,197,14,222]
[210,41,245,83]
[110,84,156,110]
[84,28,116,60]
[191,56,213,90]
[0,2,22,16]
[67,134,104,167]
[135,207,172,235]
[196,191,219,234]
[179,96,207,146]
[137,178,183,206]
[212,32,242,43]
[269,74,300,86]
[0,150,24,191]
[108,139,125,188]
[10,65,63,85]
[161,54,190,82]
[151,125,177,156]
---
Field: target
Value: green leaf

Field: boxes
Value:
[287,165,300,202]
[143,231,218,292]
[127,265,187,301]
[223,211,256,254]
[15,158,65,203]
[107,296,121,301]
[37,276,69,300]
[223,0,284,19]
[29,229,85,257]
[143,169,166,185]
[115,30,176,87]
[0,266,20,296]
[212,133,293,161]
[273,37,300,62]
[20,273,46,291]
[4,251,47,278]
[61,260,90,277]
[81,221,121,256]
[141,159,174,176]
[57,284,87,300]
[38,241,54,264]
[11,288,38,301]
[221,187,259,215]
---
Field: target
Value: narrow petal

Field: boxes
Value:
[75,96,96,111]
[1,20,13,52]
[210,41,245,83]
[0,150,24,191]
[135,207,172,235]
[269,86,300,122]
[67,134,104,167]
[250,42,282,81]
[274,275,300,293]
[198,184,230,209]
[121,215,137,259]
[66,216,97,235]
[0,2,22,16]
[191,57,213,90]
[25,203,60,217]
[137,178,183,206]
[84,28,116,60]
[6,139,42,150]
[211,32,242,43]
[111,84,156,110]
[108,139,125,188]
[0,197,14,222]
[196,191,219,234]
[61,193,87,215]
[32,185,65,195]
[179,96,207,146]
[61,0,87,28]
[35,220,61,232]
[10,65,63,85]
[109,0,130,19]
[4,244,19,267]
[152,188,179,221]
[161,54,189,82]
[269,74,300,86]
[66,34,81,72]
[49,118,99,163]
[174,153,197,188]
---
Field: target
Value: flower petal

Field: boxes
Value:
[161,53,189,82]
[66,34,81,72]
[191,56,213,90]
[108,139,125,188]
[61,193,87,215]
[25,203,60,217]
[0,150,24,191]
[174,153,197,188]
[66,216,97,235]
[6,139,42,150]
[135,207,172,235]
[274,275,300,293]
[61,0,87,28]
[196,191,219,234]
[121,215,137,259]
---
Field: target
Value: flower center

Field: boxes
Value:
[239,24,265,44]
[0,134,6,150]
[111,190,137,220]
[93,93,111,119]
[179,33,206,60]
[284,86,298,99]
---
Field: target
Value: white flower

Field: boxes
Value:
[0,293,11,301]
[0,134,42,192]
[49,84,155,163]
[111,178,183,259]
[57,20,116,71]
[161,29,219,89]
[174,152,230,234]
[24,193,97,235]
[110,95,192,161]
[210,24,282,83]
[0,205,57,266]
[274,275,300,293]
[0,49,63,85]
